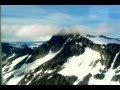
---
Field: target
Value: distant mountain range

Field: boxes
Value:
[2,34,120,85]
[2,41,45,49]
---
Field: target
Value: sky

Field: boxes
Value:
[1,5,120,42]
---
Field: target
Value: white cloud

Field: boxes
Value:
[44,12,81,22]
[1,24,61,42]
[2,22,118,42]
[1,11,82,26]
[2,5,120,42]
[15,24,60,37]
[60,23,111,36]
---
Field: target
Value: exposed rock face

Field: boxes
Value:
[94,73,105,80]
[2,34,120,85]
[111,75,120,82]
[78,73,92,85]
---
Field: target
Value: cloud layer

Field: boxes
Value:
[1,24,60,42]
[1,6,120,42]
[2,23,119,42]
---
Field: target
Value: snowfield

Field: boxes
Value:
[89,52,120,85]
[2,49,62,85]
[86,36,120,44]
[58,47,104,85]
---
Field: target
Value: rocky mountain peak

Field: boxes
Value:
[2,34,120,85]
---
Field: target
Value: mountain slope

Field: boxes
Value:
[2,34,120,85]
[86,35,120,44]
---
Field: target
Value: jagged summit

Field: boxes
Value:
[2,34,120,85]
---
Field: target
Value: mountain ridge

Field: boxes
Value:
[2,34,120,85]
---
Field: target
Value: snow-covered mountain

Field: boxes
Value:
[2,34,120,85]
[5,41,45,49]
[86,35,120,44]
[29,42,44,49]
